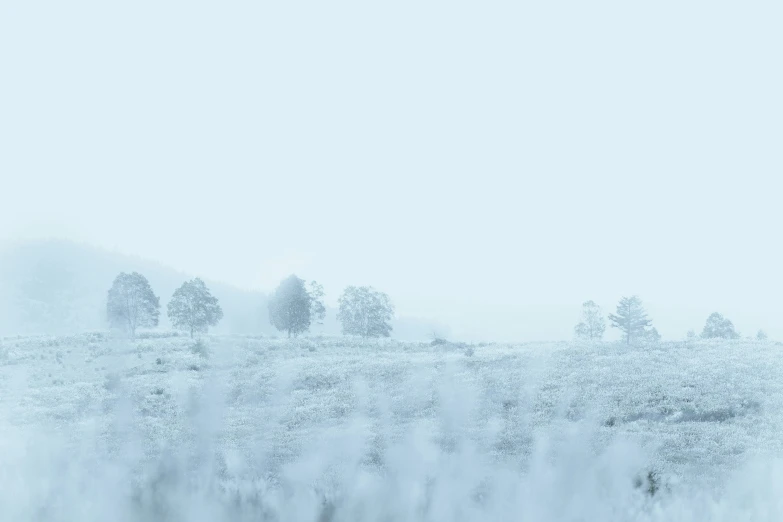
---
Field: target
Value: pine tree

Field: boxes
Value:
[608,295,652,345]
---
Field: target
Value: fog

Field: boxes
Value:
[2,1,783,520]
[3,0,782,341]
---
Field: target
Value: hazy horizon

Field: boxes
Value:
[2,0,782,342]
[4,2,783,520]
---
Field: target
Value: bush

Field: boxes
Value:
[633,469,662,497]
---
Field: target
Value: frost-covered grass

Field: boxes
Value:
[2,334,783,520]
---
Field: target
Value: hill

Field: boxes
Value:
[0,239,271,336]
[0,239,445,340]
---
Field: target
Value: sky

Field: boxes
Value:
[1,0,782,341]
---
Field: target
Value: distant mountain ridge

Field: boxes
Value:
[0,239,447,340]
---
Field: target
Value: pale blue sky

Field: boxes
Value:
[1,0,781,341]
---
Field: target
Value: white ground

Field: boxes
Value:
[2,333,783,521]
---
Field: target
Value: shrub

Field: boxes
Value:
[633,469,662,497]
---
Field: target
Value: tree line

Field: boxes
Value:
[574,296,767,344]
[107,273,765,343]
[105,272,395,339]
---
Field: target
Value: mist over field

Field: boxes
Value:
[3,0,783,519]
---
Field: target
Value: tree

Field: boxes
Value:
[308,281,326,325]
[106,272,160,339]
[574,300,606,340]
[644,327,661,343]
[268,275,325,337]
[701,312,739,340]
[757,329,768,341]
[337,286,394,338]
[167,278,223,338]
[686,329,697,340]
[608,295,652,345]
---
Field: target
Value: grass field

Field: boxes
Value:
[2,333,783,521]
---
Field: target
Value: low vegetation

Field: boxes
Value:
[1,333,781,520]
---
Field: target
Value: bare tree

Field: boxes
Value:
[574,300,606,340]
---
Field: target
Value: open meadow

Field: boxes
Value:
[2,334,783,521]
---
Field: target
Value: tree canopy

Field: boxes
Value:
[167,278,223,338]
[268,275,325,337]
[106,272,160,339]
[337,286,394,338]
[701,312,739,340]
[574,300,606,341]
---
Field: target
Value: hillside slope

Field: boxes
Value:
[0,239,271,336]
[0,240,446,340]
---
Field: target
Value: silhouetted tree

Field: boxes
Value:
[106,272,160,339]
[337,286,394,338]
[268,275,325,337]
[574,300,606,340]
[701,312,739,340]
[167,278,223,338]
[608,295,652,345]
[757,329,768,341]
